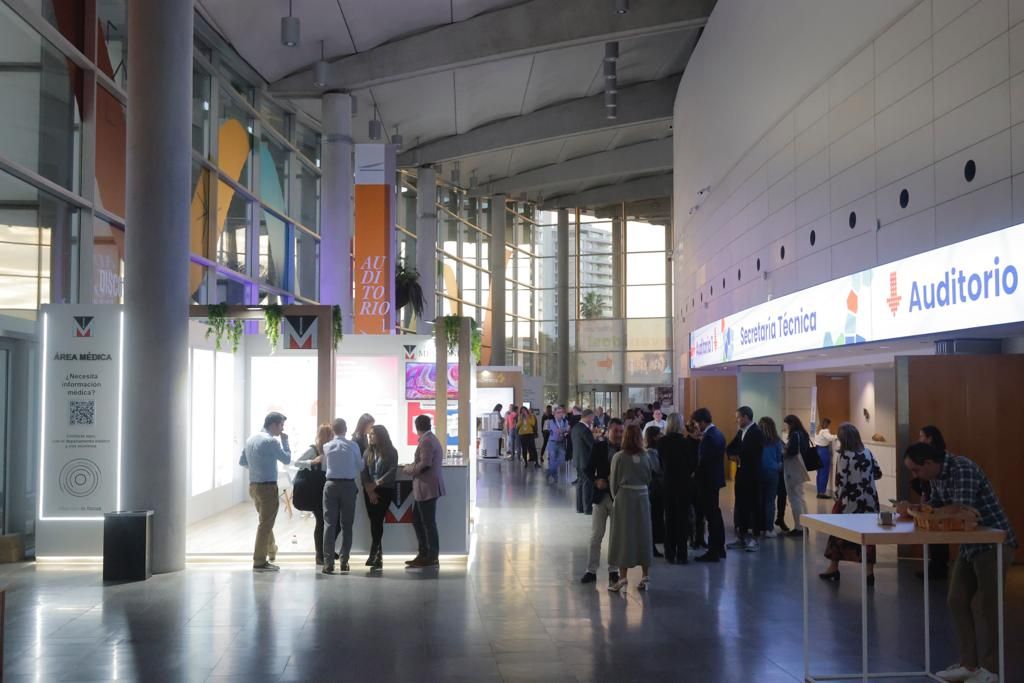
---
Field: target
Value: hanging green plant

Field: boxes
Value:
[332,305,343,351]
[442,315,461,356]
[264,304,283,353]
[470,320,482,365]
[204,304,244,352]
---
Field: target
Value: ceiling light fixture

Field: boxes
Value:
[604,91,617,108]
[451,160,461,185]
[603,60,616,80]
[368,105,382,140]
[606,104,617,120]
[280,0,300,47]
[391,125,403,148]
[313,40,328,87]
[615,0,629,15]
[350,95,358,116]
[604,41,619,62]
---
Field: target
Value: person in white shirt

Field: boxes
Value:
[813,418,837,499]
[321,418,364,575]
[644,408,667,435]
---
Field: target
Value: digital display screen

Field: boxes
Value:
[405,362,458,400]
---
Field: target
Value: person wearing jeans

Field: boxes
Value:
[813,418,836,499]
[405,414,446,570]
[321,418,363,575]
[241,411,292,571]
[757,417,784,538]
[903,443,1018,683]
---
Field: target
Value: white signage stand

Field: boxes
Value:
[36,304,124,558]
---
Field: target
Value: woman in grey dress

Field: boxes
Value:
[608,424,654,592]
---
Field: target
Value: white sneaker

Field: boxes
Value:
[607,577,628,593]
[726,539,747,550]
[763,530,778,538]
[965,668,999,683]
[937,665,977,682]
[744,539,760,552]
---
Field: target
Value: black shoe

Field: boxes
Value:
[718,547,727,559]
[334,552,341,560]
[785,529,803,538]
[315,556,324,566]
[694,551,720,563]
[365,552,376,567]
[653,547,664,558]
[867,574,875,587]
[776,521,791,533]
[371,556,383,571]
[339,561,350,573]
[608,571,620,587]
[322,563,334,574]
[580,571,597,584]
[816,493,831,500]
[405,555,424,566]
[819,570,840,582]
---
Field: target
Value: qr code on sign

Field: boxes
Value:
[69,400,95,426]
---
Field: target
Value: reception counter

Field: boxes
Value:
[347,463,469,556]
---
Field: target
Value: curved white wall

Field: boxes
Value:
[673,0,1024,375]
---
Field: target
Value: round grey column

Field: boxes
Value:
[123,0,193,573]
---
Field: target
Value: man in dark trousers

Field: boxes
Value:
[580,418,623,588]
[571,409,596,514]
[726,406,765,552]
[692,408,727,563]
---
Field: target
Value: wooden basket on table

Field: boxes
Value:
[908,504,980,532]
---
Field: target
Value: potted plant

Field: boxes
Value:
[395,262,425,320]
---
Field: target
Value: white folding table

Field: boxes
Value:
[801,513,1008,682]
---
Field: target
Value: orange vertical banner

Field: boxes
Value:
[354,145,395,334]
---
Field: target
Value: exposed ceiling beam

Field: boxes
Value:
[473,140,671,196]
[270,0,713,96]
[397,76,677,167]
[594,197,672,220]
[544,172,673,209]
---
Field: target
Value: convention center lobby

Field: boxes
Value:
[2,0,1024,681]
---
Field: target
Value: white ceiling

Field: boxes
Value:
[199,0,705,207]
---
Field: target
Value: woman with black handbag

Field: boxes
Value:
[296,424,332,566]
[361,424,399,571]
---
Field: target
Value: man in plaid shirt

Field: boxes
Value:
[904,442,1017,683]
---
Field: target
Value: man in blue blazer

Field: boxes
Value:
[692,408,727,562]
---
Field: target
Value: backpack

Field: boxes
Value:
[799,431,821,471]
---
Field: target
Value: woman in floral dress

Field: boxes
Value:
[819,423,883,584]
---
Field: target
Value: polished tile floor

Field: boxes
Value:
[3,458,1022,682]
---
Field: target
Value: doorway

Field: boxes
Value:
[577,386,621,418]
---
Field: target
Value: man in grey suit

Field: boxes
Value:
[571,409,596,514]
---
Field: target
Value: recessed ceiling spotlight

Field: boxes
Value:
[604,42,619,62]
[615,0,629,15]
[280,0,300,47]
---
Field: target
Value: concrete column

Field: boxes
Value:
[122,0,192,573]
[416,167,438,333]
[557,209,570,405]
[321,92,354,332]
[488,195,507,365]
[611,217,623,318]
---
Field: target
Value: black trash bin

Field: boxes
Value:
[103,510,153,582]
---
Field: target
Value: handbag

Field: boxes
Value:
[799,432,822,471]
[831,499,843,514]
[292,466,326,512]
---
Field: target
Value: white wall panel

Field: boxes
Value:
[795,114,829,166]
[797,245,833,289]
[796,214,831,259]
[831,192,877,245]
[796,147,829,196]
[876,123,933,187]
[933,33,1008,116]
[795,83,828,134]
[876,81,933,150]
[933,81,1009,159]
[876,39,933,112]
[768,142,796,186]
[877,207,936,261]
[829,46,875,109]
[795,181,829,226]
[1012,121,1024,174]
[1012,73,1024,124]
[876,0,933,74]
[933,0,981,33]
[830,119,875,175]
[829,230,877,279]
[1009,18,1024,74]
[1012,172,1024,220]
[830,155,876,208]
[877,165,935,226]
[933,0,1008,74]
[934,129,1011,204]
[768,172,797,214]
[1012,0,1024,26]
[934,177,1012,245]
[829,81,875,143]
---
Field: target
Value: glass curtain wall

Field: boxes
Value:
[190,18,322,307]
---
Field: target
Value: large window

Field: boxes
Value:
[189,348,238,495]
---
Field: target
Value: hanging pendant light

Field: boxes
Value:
[280,0,300,47]
[391,125,403,148]
[313,40,328,87]
[369,105,382,140]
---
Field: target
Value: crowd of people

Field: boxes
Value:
[240,410,446,576]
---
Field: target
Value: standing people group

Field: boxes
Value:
[242,411,445,576]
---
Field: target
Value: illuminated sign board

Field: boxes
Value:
[690,221,1024,368]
